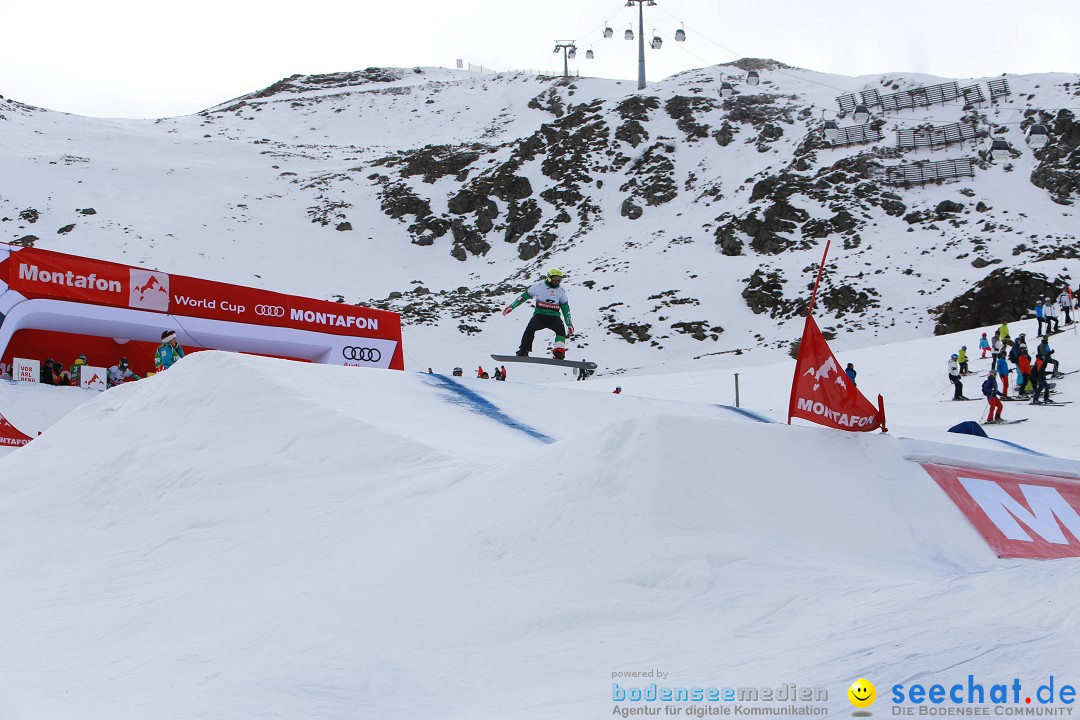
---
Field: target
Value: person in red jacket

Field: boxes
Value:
[1016,351,1032,397]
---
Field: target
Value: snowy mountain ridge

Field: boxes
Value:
[2,61,1078,372]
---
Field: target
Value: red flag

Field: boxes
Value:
[787,314,884,432]
[0,412,33,448]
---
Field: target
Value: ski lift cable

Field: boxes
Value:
[650,3,850,93]
[568,4,638,48]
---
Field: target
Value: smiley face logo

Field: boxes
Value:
[848,678,876,709]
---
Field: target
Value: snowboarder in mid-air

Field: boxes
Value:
[503,268,575,360]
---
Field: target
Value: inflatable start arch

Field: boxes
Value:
[0,246,403,378]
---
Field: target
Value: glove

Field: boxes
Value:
[568,325,575,336]
[502,306,513,316]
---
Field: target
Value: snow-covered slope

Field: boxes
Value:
[1,341,1079,720]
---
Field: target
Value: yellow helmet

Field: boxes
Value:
[547,268,565,280]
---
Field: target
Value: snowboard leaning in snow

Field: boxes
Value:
[491,354,598,370]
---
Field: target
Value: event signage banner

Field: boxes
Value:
[0,413,32,447]
[15,358,39,384]
[79,365,108,392]
[8,248,131,309]
[923,463,1080,559]
[788,314,883,432]
[3,247,401,343]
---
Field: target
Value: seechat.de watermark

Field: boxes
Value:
[889,676,1076,716]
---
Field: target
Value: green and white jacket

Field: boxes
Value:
[509,280,573,325]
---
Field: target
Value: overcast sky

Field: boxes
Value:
[3,0,1078,119]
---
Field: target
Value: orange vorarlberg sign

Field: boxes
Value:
[0,246,404,372]
[787,314,884,432]
[924,463,1080,559]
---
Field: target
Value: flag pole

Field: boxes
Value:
[807,239,831,317]
[789,241,831,424]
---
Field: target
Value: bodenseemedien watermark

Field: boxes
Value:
[611,679,829,717]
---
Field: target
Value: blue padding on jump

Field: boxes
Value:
[986,438,1049,456]
[422,374,554,444]
[715,405,777,423]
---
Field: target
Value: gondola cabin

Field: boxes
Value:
[1025,124,1049,149]
[990,137,1012,160]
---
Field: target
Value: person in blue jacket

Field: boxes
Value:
[1034,299,1045,336]
[154,330,185,372]
[982,371,1004,423]
[845,363,857,385]
[995,351,1011,397]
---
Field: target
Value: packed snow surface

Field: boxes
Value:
[1,319,1078,720]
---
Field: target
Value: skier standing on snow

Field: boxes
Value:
[1017,351,1032,397]
[1044,298,1060,334]
[1034,300,1046,336]
[982,371,1004,423]
[1059,289,1073,326]
[948,354,967,400]
[107,357,140,388]
[503,268,575,360]
[995,351,1011,397]
[978,332,991,358]
[1037,336,1061,378]
[155,331,185,372]
[957,346,969,375]
[1029,357,1052,405]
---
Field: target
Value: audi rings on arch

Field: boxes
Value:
[254,304,286,317]
[342,347,382,362]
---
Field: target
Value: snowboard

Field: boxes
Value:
[982,418,1028,426]
[491,354,598,371]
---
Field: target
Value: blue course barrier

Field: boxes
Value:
[422,374,554,444]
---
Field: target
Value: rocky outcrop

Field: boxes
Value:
[250,68,408,100]
[742,269,801,319]
[528,87,567,117]
[665,96,718,142]
[615,96,659,148]
[620,142,678,208]
[931,268,1067,335]
[1030,109,1080,205]
[373,145,483,184]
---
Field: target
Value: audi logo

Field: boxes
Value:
[342,347,382,362]
[255,304,286,317]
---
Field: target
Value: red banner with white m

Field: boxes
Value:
[787,313,884,432]
[924,463,1080,559]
